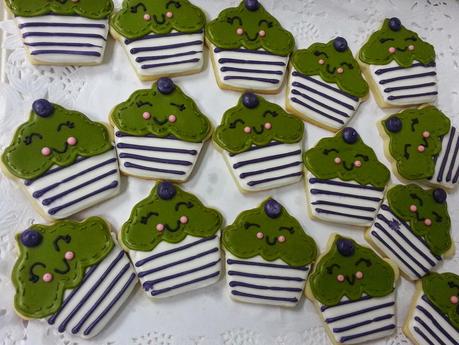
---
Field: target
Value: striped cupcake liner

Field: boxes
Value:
[16,15,109,65]
[23,148,121,220]
[129,235,221,299]
[429,125,459,189]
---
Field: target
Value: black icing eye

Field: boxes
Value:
[410,193,424,206]
[379,38,395,44]
[432,211,443,223]
[355,258,372,267]
[340,62,354,70]
[405,36,417,42]
[130,2,147,13]
[227,16,243,26]
[53,235,71,252]
[57,121,75,131]
[23,133,43,145]
[229,119,245,129]
[411,118,419,132]
[262,110,278,118]
[385,116,402,133]
[388,17,402,32]
[355,154,369,162]
[326,263,341,274]
[170,102,186,111]
[323,148,339,155]
[175,201,193,211]
[314,50,329,58]
[140,212,159,224]
[342,127,359,144]
[136,100,152,108]
[258,19,273,28]
[244,222,261,229]
[278,226,294,234]
[29,262,46,283]
[166,0,181,9]
[433,188,447,204]
[333,37,348,52]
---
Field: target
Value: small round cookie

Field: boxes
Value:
[206,0,295,94]
[286,37,369,132]
[4,0,113,65]
[305,235,399,345]
[222,198,317,307]
[213,92,305,192]
[1,99,121,220]
[109,77,212,182]
[110,0,206,81]
[303,127,391,227]
[120,182,223,299]
[12,217,137,339]
[358,17,437,108]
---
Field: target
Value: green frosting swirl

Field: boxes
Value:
[309,235,395,306]
[422,272,459,330]
[291,40,369,98]
[121,183,223,251]
[12,217,114,319]
[382,106,451,181]
[111,0,205,39]
[222,199,317,267]
[206,1,294,56]
[359,18,435,67]
[303,129,390,188]
[387,184,451,256]
[213,94,304,154]
[5,0,113,19]
[2,103,112,180]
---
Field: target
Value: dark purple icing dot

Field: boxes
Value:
[157,181,176,200]
[157,77,175,95]
[388,17,402,32]
[20,229,43,247]
[244,0,260,11]
[342,127,359,144]
[385,116,402,133]
[336,238,355,257]
[433,188,447,204]
[333,37,348,52]
[242,92,259,109]
[264,199,282,218]
[32,99,54,118]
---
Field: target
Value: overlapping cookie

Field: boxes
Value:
[120,182,223,298]
[5,0,113,65]
[1,99,121,220]
[206,0,295,93]
[223,198,317,307]
[110,0,206,80]
[287,37,369,131]
[109,78,211,181]
[359,17,437,108]
[12,217,137,338]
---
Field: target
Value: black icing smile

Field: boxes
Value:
[326,64,336,74]
[153,117,169,126]
[153,14,166,25]
[244,32,259,42]
[54,259,71,275]
[164,221,182,232]
[265,236,277,246]
[342,161,355,171]
[345,274,356,285]
[394,46,408,52]
[252,125,265,135]
[51,142,69,154]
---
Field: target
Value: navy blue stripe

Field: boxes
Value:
[228,141,284,157]
[220,66,283,75]
[219,58,286,66]
[233,150,301,169]
[310,189,382,202]
[141,58,200,70]
[115,131,179,140]
[436,127,456,183]
[422,295,459,328]
[226,258,308,271]
[309,177,384,191]
[119,152,192,166]
[339,324,396,343]
[25,42,102,48]
[387,91,438,101]
[31,50,100,57]
[333,314,394,333]
[416,305,458,344]
[320,296,372,312]
[312,200,376,212]
[379,72,437,85]
[214,47,280,56]
[240,161,302,179]
[23,32,106,40]
[150,271,220,296]
[315,208,374,221]
[19,22,105,28]
[291,97,344,124]
[123,162,185,175]
[229,281,303,292]
[117,143,197,155]
[130,40,203,54]
[375,62,436,75]
[414,316,446,345]
[291,89,349,117]
[384,82,437,93]
[135,50,202,63]
[292,81,355,111]
[124,30,203,44]
[413,326,435,345]
[445,134,459,182]
[227,270,305,282]
[325,301,395,323]
[231,290,298,303]
[223,76,280,84]
[247,172,303,186]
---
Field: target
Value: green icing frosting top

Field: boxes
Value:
[309,235,395,306]
[387,184,451,256]
[110,79,211,143]
[213,93,304,154]
[111,0,205,39]
[422,272,459,330]
[12,217,114,319]
[206,1,295,56]
[291,38,369,98]
[359,18,435,67]
[303,127,390,188]
[2,100,112,180]
[222,198,317,267]
[121,182,223,251]
[5,0,113,19]
[382,106,451,181]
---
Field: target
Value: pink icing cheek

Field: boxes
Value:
[334,157,342,164]
[336,67,344,74]
[143,14,151,21]
[41,147,52,156]
[236,27,244,36]
[424,218,432,226]
[264,122,272,130]
[388,47,396,54]
[277,235,286,243]
[256,232,264,239]
[142,112,151,120]
[422,131,430,138]
[354,160,362,168]
[71,0,79,2]
[179,216,188,224]
[318,59,325,65]
[66,136,77,146]
[156,223,165,232]
[409,204,417,213]
[408,45,415,51]
[355,271,364,280]
[258,30,266,37]
[450,295,459,304]
[417,145,426,153]
[336,274,345,283]
[42,273,53,282]
[244,126,252,134]
[166,11,173,18]
[168,115,177,123]
[64,251,75,261]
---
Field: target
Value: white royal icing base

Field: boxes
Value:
[287,68,362,131]
[429,125,459,189]
[16,15,109,65]
[129,234,221,299]
[114,128,204,181]
[305,172,385,227]
[225,252,310,307]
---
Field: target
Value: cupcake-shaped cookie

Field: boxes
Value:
[213,93,304,192]
[404,272,459,345]
[306,235,398,345]
[110,78,211,181]
[381,105,459,189]
[359,17,437,108]
[12,217,137,338]
[206,0,294,93]
[303,127,390,227]
[1,100,120,220]
[110,0,206,80]
[223,199,317,307]
[5,0,113,65]
[287,37,369,132]
[120,182,223,298]
[366,184,454,281]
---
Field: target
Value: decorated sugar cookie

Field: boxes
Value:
[287,37,369,132]
[303,127,390,227]
[5,0,113,65]
[223,198,317,307]
[403,272,459,344]
[366,184,454,281]
[359,17,437,108]
[110,78,211,181]
[120,182,223,298]
[1,100,121,220]
[306,235,398,345]
[110,0,206,80]
[206,0,295,93]
[12,217,137,338]
[381,105,459,189]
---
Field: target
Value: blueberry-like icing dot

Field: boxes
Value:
[244,0,260,11]
[433,188,447,204]
[20,229,43,247]
[242,92,259,109]
[264,199,282,218]
[388,17,402,32]
[157,182,176,200]
[157,77,175,95]
[32,99,54,118]
[336,238,355,257]
[342,127,359,144]
[385,116,402,133]
[333,37,348,52]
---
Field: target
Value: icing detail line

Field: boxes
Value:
[231,290,298,303]
[226,258,308,271]
[22,32,107,40]
[123,162,185,175]
[310,189,382,202]
[18,22,106,29]
[378,71,437,85]
[227,270,305,282]
[218,58,286,66]
[247,172,303,186]
[324,301,395,323]
[135,50,202,63]
[118,153,192,166]
[150,271,220,297]
[141,58,201,70]
[239,161,302,179]
[232,150,302,169]
[124,30,204,45]
[375,62,436,75]
[130,40,203,54]
[291,97,344,124]
[116,143,197,156]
